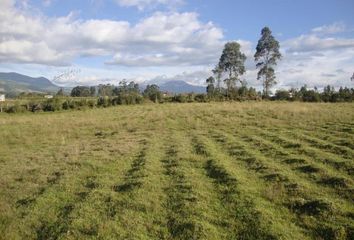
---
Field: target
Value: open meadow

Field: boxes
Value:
[0,102,353,240]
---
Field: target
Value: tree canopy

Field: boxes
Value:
[254,27,282,97]
[218,42,247,97]
[143,84,162,103]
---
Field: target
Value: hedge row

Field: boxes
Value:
[0,93,210,113]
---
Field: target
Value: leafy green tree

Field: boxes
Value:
[218,42,246,98]
[338,87,352,102]
[143,84,162,103]
[275,89,291,100]
[71,86,91,97]
[206,76,215,97]
[321,85,334,102]
[98,84,114,97]
[128,81,140,94]
[297,85,320,102]
[254,27,282,98]
[112,81,142,104]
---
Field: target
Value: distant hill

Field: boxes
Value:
[157,80,205,93]
[0,72,206,95]
[0,72,59,94]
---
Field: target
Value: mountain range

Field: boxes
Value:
[0,72,205,95]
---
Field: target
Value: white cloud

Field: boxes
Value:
[311,22,346,35]
[0,3,224,68]
[284,34,354,53]
[115,0,184,11]
[276,29,354,89]
[107,12,223,66]
[277,23,354,88]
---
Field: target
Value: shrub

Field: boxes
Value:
[172,94,187,103]
[274,90,291,100]
[76,99,92,109]
[62,99,76,110]
[97,96,111,107]
[87,99,97,108]
[43,98,62,112]
[194,94,208,102]
[28,102,43,112]
[5,104,27,113]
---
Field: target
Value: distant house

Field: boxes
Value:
[0,94,5,102]
[44,95,53,99]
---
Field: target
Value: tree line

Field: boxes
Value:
[274,85,354,102]
[1,85,353,114]
[206,27,354,101]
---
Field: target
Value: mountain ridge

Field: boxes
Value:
[0,72,206,94]
[0,72,59,93]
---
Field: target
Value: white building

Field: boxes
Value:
[44,95,53,99]
[0,94,5,102]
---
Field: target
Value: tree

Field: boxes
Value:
[71,86,91,97]
[90,86,96,96]
[128,81,140,93]
[254,27,282,98]
[206,76,215,97]
[218,42,247,98]
[143,84,162,103]
[98,84,114,97]
[351,72,354,81]
[275,89,291,100]
[338,87,352,102]
[111,81,142,105]
[322,85,334,102]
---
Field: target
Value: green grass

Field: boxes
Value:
[0,102,353,239]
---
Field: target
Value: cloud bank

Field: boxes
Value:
[0,0,223,67]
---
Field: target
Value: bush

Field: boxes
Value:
[302,90,321,102]
[75,99,92,109]
[172,94,188,103]
[97,96,111,107]
[43,98,62,112]
[274,90,291,100]
[62,99,76,110]
[28,102,43,112]
[5,104,27,113]
[194,94,208,102]
[87,99,97,108]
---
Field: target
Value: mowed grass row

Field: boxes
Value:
[0,102,353,239]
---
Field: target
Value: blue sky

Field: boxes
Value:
[1,0,354,89]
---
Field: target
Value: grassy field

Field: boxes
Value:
[0,102,353,239]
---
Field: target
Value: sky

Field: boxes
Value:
[0,0,354,90]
